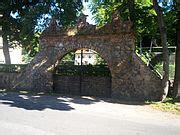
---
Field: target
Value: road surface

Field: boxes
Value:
[0,92,180,135]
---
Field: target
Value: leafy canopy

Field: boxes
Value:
[89,0,176,47]
[0,0,83,56]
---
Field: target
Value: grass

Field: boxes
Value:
[154,64,175,80]
[148,97,180,115]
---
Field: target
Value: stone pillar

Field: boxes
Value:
[12,45,59,93]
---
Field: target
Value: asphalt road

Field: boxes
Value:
[0,92,180,135]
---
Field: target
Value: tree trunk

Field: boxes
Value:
[153,0,169,100]
[173,6,180,97]
[2,13,11,64]
[2,32,11,64]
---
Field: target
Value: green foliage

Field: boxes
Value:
[55,65,111,77]
[135,50,149,64]
[134,3,158,37]
[0,1,83,57]
[95,53,107,65]
[60,52,75,65]
[0,64,27,73]
[90,1,177,47]
[154,63,175,80]
[90,2,121,26]
[22,54,34,63]
[164,8,177,47]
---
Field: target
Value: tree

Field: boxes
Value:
[0,0,14,64]
[0,0,39,64]
[0,0,83,62]
[2,19,11,64]
[173,1,180,97]
[153,0,169,100]
[90,1,158,39]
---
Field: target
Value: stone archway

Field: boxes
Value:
[13,12,163,101]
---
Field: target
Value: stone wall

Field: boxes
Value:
[53,75,111,97]
[0,72,18,89]
[111,54,163,101]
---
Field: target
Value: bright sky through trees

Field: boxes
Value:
[83,1,96,24]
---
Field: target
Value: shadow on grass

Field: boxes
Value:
[103,98,150,105]
[160,97,180,104]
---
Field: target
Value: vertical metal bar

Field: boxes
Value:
[81,49,83,66]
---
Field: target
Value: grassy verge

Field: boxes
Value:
[149,97,180,115]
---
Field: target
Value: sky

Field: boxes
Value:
[82,1,96,25]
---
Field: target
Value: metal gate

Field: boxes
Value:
[53,65,111,97]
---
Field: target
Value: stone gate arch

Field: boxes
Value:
[13,12,164,101]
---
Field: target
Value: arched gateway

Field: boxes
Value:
[13,12,163,100]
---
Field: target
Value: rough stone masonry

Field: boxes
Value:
[12,11,164,101]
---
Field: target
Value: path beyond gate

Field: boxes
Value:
[12,12,163,101]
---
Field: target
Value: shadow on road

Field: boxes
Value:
[0,91,102,111]
[0,91,149,111]
[0,92,75,111]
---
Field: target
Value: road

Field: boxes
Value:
[0,92,180,135]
